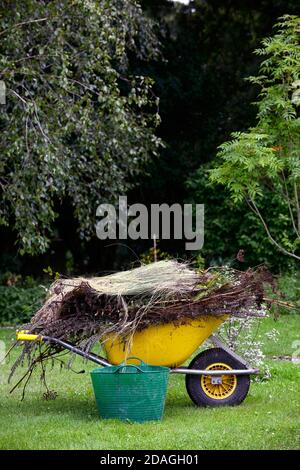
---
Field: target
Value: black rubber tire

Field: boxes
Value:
[185,348,250,407]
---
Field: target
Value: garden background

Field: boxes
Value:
[0,0,299,450]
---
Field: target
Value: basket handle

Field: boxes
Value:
[119,356,146,367]
[114,356,145,374]
[114,364,144,374]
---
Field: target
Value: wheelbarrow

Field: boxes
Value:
[16,315,259,407]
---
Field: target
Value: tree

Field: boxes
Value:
[187,165,294,270]
[0,0,161,255]
[210,15,300,261]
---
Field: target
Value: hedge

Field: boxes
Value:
[0,285,46,325]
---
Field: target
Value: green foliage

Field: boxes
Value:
[139,241,172,264]
[0,285,46,325]
[132,1,299,272]
[192,253,205,270]
[43,266,60,280]
[0,0,162,255]
[187,166,296,270]
[276,271,300,313]
[1,1,298,273]
[210,15,300,261]
[0,271,41,288]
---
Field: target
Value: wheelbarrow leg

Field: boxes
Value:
[209,334,250,368]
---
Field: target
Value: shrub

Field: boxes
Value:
[0,285,46,325]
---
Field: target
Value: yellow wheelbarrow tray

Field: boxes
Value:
[16,316,259,407]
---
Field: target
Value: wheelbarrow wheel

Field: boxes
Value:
[185,348,250,407]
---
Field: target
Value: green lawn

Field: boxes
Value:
[0,315,299,450]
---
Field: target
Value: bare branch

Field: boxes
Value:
[0,18,49,37]
[246,196,300,261]
[294,183,300,234]
[9,89,28,105]
[280,171,300,237]
[33,103,51,143]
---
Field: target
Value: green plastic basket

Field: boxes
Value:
[90,357,170,423]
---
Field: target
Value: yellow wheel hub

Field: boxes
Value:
[201,362,237,400]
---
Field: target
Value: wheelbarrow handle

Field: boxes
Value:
[16,330,110,367]
[16,330,42,342]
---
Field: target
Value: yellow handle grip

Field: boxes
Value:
[16,330,42,342]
